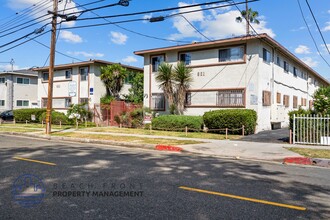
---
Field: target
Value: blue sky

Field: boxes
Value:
[0,0,329,80]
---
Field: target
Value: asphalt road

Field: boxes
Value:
[0,134,329,220]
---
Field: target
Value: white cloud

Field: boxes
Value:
[143,14,152,23]
[323,21,330,31]
[0,64,19,71]
[328,10,330,14]
[7,0,78,27]
[291,26,306,32]
[110,31,128,45]
[122,56,137,63]
[59,31,82,43]
[294,45,311,54]
[301,57,318,67]
[67,51,104,58]
[169,5,275,40]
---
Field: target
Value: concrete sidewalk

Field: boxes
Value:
[1,129,329,167]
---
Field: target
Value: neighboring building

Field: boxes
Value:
[134,34,329,132]
[34,60,142,113]
[0,70,38,112]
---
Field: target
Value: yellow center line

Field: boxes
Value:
[13,156,56,166]
[179,186,306,211]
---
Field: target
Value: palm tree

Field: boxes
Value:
[156,62,175,111]
[100,64,127,100]
[236,8,260,35]
[174,62,193,115]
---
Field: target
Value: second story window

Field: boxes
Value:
[284,61,289,73]
[263,48,271,64]
[16,77,29,84]
[0,77,5,84]
[219,46,244,63]
[179,53,191,65]
[276,56,281,66]
[80,67,88,81]
[43,72,49,81]
[151,55,164,72]
[65,69,72,79]
[293,67,298,77]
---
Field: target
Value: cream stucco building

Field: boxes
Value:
[34,60,142,112]
[135,34,329,132]
[0,70,38,111]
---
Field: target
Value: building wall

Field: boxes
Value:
[0,73,38,111]
[142,39,326,132]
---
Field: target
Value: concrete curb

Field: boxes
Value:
[283,156,330,168]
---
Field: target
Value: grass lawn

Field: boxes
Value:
[286,147,330,159]
[81,127,241,140]
[53,132,203,145]
[0,127,42,133]
[0,123,72,130]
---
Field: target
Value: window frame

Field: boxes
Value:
[0,100,5,106]
[179,52,192,65]
[16,77,29,84]
[284,61,289,73]
[42,72,49,81]
[80,67,89,81]
[276,92,281,104]
[0,77,5,84]
[65,69,72,80]
[216,89,245,107]
[263,48,271,64]
[218,45,245,63]
[293,96,298,108]
[293,67,298,77]
[151,93,165,111]
[16,100,29,107]
[262,90,271,106]
[42,97,72,109]
[151,55,165,72]
[283,95,290,107]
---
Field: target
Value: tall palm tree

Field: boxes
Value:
[100,64,127,100]
[236,8,260,35]
[156,62,175,110]
[174,62,193,115]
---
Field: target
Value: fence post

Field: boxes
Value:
[14,119,15,125]
[85,120,87,128]
[150,124,152,134]
[225,128,228,140]
[289,129,292,144]
[42,120,44,127]
[293,114,296,144]
[26,120,28,125]
[76,120,78,129]
[185,126,188,137]
[60,120,62,129]
[242,125,245,136]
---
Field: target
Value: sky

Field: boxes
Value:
[0,0,329,80]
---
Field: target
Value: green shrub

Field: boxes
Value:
[151,115,203,131]
[13,108,46,123]
[130,108,144,128]
[39,111,71,125]
[203,109,257,135]
[288,107,312,131]
[100,95,115,104]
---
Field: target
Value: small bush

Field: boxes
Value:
[151,115,203,131]
[39,111,71,125]
[13,108,46,123]
[130,108,144,128]
[288,107,312,131]
[203,109,257,135]
[100,95,115,104]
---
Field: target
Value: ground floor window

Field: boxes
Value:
[16,100,29,107]
[184,89,245,107]
[42,97,72,109]
[151,93,165,110]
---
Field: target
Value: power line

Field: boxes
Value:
[0,0,52,32]
[175,14,212,41]
[28,37,84,62]
[72,0,191,44]
[0,0,49,29]
[305,0,330,54]
[0,30,50,54]
[297,0,330,68]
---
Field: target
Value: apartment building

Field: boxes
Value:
[135,34,329,132]
[0,70,38,111]
[34,60,142,112]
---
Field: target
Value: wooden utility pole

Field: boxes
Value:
[46,0,58,134]
[246,0,249,35]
